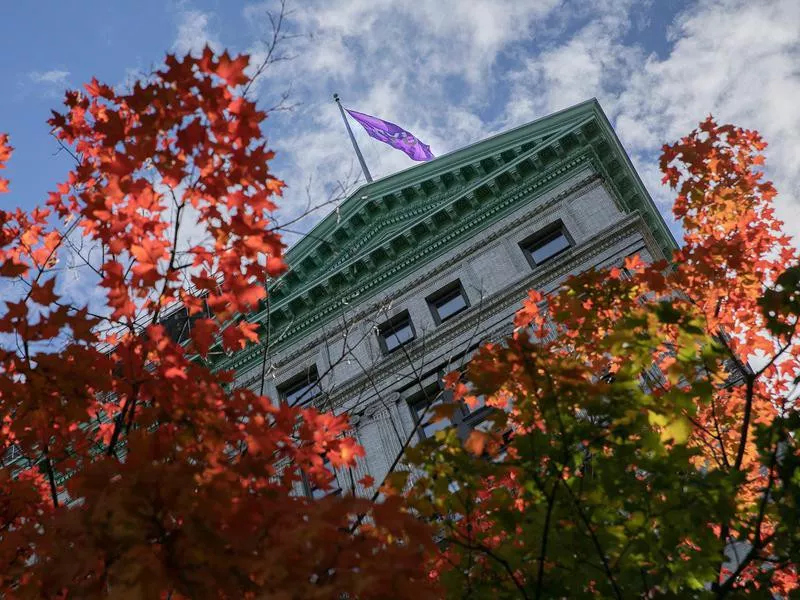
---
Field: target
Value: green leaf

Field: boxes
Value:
[648,411,668,427]
[662,416,691,444]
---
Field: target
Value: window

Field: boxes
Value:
[413,395,461,439]
[462,395,496,429]
[427,280,469,325]
[277,365,321,407]
[159,296,212,344]
[377,311,415,354]
[599,370,616,384]
[520,222,572,267]
[1,444,22,465]
[410,388,493,442]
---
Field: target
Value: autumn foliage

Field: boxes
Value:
[0,50,434,598]
[2,47,799,599]
[405,120,800,597]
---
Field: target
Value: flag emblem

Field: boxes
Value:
[346,109,434,162]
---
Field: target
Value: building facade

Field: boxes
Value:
[216,99,677,498]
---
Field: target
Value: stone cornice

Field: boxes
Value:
[283,101,600,262]
[225,165,600,376]
[287,122,586,279]
[215,99,678,373]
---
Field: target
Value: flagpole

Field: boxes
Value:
[333,93,373,183]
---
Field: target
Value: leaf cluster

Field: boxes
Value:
[405,118,800,598]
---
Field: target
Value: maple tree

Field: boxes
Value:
[404,120,800,597]
[2,45,799,600]
[0,50,435,598]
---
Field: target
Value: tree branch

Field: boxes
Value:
[444,535,531,599]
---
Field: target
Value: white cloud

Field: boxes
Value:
[166,0,799,247]
[614,0,800,239]
[172,9,220,56]
[29,70,70,86]
[21,69,71,100]
[503,21,643,123]
[497,0,800,241]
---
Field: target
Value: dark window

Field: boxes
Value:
[413,394,463,440]
[1,444,22,465]
[599,371,616,384]
[410,387,493,442]
[427,281,469,325]
[520,222,572,267]
[462,394,498,431]
[377,311,415,354]
[160,306,191,344]
[414,395,461,439]
[277,366,321,407]
[159,297,211,345]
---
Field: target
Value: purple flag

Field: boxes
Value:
[346,109,434,162]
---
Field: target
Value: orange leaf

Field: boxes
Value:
[623,254,645,273]
[163,367,187,380]
[464,430,490,456]
[191,318,216,355]
[215,52,249,87]
[221,322,259,351]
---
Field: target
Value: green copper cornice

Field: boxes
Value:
[588,102,676,254]
[214,99,677,373]
[285,99,601,264]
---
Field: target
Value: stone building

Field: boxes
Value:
[217,98,677,498]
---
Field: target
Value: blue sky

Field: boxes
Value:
[2,0,798,247]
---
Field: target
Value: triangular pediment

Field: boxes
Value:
[217,99,677,373]
[282,101,603,283]
[286,100,600,270]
